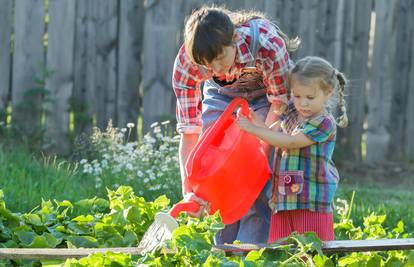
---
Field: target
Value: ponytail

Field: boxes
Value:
[336,71,348,128]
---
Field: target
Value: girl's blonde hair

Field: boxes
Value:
[290,56,348,128]
[184,5,300,65]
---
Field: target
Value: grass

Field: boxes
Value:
[336,168,414,232]
[0,145,94,212]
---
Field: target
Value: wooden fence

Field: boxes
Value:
[0,0,413,163]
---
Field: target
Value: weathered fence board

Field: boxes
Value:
[405,1,414,161]
[44,0,76,154]
[116,0,145,136]
[0,0,12,123]
[389,0,413,160]
[337,0,371,161]
[12,0,45,137]
[141,0,197,133]
[94,1,118,130]
[1,239,414,260]
[72,0,96,136]
[366,0,397,164]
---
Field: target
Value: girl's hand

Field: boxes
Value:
[236,114,256,134]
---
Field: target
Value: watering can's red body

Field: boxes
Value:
[179,98,270,224]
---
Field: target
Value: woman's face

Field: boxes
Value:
[205,45,237,76]
[291,76,332,118]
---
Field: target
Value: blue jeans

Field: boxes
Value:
[201,79,272,244]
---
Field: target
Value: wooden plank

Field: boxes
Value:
[295,0,318,60]
[365,0,396,164]
[44,0,76,154]
[12,0,45,136]
[332,0,345,68]
[0,0,12,123]
[1,239,414,259]
[321,239,414,253]
[94,0,118,129]
[116,0,145,139]
[388,0,412,160]
[72,0,96,135]
[0,247,142,260]
[405,1,414,161]
[336,0,372,161]
[141,0,197,133]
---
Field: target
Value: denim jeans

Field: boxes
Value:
[201,78,272,244]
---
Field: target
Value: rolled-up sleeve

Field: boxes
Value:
[257,23,293,105]
[172,46,204,134]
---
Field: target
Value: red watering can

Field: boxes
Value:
[183,97,270,224]
[139,97,270,253]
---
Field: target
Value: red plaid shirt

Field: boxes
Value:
[173,19,292,134]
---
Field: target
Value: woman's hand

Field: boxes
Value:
[183,193,210,218]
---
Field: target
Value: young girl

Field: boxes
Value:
[173,5,299,244]
[236,56,348,242]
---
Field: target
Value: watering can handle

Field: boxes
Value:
[188,97,250,177]
[169,200,201,219]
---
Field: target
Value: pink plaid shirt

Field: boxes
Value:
[173,19,292,134]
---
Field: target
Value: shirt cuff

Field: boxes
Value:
[176,124,203,135]
[267,94,288,105]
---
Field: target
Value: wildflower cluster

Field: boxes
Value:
[78,120,182,202]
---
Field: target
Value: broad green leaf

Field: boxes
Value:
[313,254,334,267]
[72,215,94,223]
[25,214,43,226]
[366,254,383,267]
[66,236,99,248]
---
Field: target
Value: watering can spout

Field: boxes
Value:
[138,200,201,254]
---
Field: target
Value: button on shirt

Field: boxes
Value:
[272,101,339,213]
[173,19,292,134]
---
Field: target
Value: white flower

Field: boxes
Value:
[127,123,135,128]
[80,159,88,164]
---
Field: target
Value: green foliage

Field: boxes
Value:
[0,186,169,266]
[1,188,414,266]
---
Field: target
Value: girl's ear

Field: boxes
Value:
[327,89,333,98]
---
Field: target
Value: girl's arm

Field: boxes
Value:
[236,115,314,149]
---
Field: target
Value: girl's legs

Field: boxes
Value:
[268,209,334,243]
[268,211,294,243]
[291,209,334,241]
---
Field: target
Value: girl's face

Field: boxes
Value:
[206,45,237,76]
[291,76,332,118]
